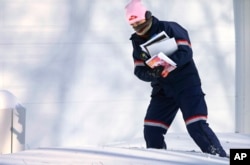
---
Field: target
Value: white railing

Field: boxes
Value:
[0,90,25,154]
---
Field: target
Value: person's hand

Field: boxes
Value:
[148,66,164,78]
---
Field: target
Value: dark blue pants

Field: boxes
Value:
[144,85,226,156]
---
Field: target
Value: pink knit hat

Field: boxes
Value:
[125,0,147,24]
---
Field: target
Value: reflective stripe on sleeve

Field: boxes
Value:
[134,60,145,67]
[176,40,191,48]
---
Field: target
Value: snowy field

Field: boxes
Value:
[0,133,249,165]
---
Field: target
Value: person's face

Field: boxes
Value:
[130,19,151,36]
[131,19,146,27]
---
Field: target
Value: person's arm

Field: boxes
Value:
[131,39,163,82]
[133,58,164,82]
[165,22,193,67]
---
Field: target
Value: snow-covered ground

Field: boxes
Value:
[0,133,249,165]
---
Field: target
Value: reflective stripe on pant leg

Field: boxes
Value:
[144,120,170,130]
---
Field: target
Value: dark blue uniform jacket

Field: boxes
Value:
[130,16,202,95]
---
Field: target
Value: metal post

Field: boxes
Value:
[234,0,250,133]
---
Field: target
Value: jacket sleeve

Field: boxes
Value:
[131,40,159,82]
[165,22,193,67]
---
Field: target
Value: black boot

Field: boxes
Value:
[187,121,227,157]
[207,145,227,157]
